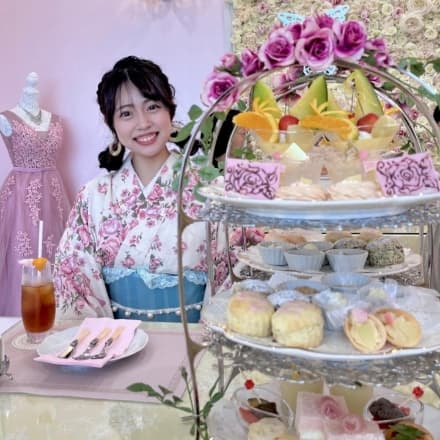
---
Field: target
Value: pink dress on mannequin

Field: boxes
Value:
[0,111,70,316]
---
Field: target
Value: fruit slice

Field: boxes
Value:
[232,111,279,142]
[289,75,328,119]
[252,80,282,119]
[282,143,308,161]
[32,257,48,272]
[357,113,380,133]
[371,115,400,138]
[326,89,346,118]
[299,114,359,140]
[239,407,259,424]
[345,69,384,122]
[279,115,299,130]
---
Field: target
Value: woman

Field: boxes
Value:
[54,56,222,322]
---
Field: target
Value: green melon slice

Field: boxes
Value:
[289,75,328,120]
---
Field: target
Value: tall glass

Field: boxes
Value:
[21,259,55,344]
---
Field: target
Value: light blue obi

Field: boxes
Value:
[102,267,207,323]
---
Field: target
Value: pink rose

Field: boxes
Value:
[258,27,296,69]
[319,396,344,420]
[100,237,121,265]
[77,225,92,247]
[148,184,164,202]
[240,49,264,77]
[365,37,387,52]
[374,51,394,67]
[333,20,367,61]
[201,70,240,111]
[295,28,335,71]
[218,53,240,72]
[341,414,364,433]
[100,218,123,236]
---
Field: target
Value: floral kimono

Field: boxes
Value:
[54,152,222,322]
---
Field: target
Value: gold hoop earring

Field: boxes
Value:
[109,142,122,157]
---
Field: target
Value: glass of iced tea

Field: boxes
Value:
[21,258,55,344]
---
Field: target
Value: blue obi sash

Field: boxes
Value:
[102,267,207,323]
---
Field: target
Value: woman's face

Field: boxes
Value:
[113,81,172,160]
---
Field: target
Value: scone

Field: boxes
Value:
[248,417,287,440]
[344,309,387,353]
[325,230,353,243]
[227,291,274,337]
[265,229,307,246]
[375,308,421,348]
[272,301,324,348]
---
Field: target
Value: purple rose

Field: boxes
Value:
[300,17,320,37]
[365,37,387,52]
[295,28,335,71]
[286,22,303,40]
[240,48,264,77]
[219,53,239,70]
[315,14,334,29]
[258,27,296,69]
[333,20,367,61]
[201,70,239,111]
[273,66,302,91]
[374,51,394,67]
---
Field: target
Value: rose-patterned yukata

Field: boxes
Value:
[0,111,70,316]
[54,152,224,323]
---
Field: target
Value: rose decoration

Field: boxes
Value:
[333,20,367,61]
[295,28,336,70]
[258,27,296,69]
[319,396,344,419]
[341,414,364,433]
[201,71,240,111]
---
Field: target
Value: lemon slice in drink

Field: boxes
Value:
[32,257,48,272]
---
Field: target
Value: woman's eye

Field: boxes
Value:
[119,110,131,118]
[146,102,161,112]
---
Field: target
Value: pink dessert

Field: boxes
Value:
[224,158,281,199]
[325,414,384,439]
[375,152,440,196]
[295,392,349,439]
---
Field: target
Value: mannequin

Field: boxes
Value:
[0,72,71,316]
[0,72,51,136]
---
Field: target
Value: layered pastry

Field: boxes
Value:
[325,231,353,243]
[375,308,421,348]
[277,181,327,201]
[295,392,349,438]
[271,301,324,348]
[247,417,288,440]
[366,237,405,267]
[265,229,307,246]
[325,414,384,439]
[227,291,274,337]
[344,309,387,353]
[327,180,383,200]
[333,237,367,250]
[357,228,383,243]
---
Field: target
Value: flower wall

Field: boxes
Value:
[229,0,440,95]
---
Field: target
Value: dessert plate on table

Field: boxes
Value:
[37,326,149,364]
[202,288,440,361]
[237,246,422,277]
[198,184,440,219]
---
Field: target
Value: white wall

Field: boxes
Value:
[0,0,229,200]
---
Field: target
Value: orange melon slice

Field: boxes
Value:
[232,111,279,142]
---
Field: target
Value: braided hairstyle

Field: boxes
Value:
[96,56,176,171]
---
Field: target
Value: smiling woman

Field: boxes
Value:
[53,56,228,323]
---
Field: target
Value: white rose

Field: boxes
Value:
[399,12,424,35]
[424,26,438,40]
[408,0,433,14]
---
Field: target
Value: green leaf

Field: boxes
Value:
[381,81,395,91]
[173,122,195,143]
[390,422,426,439]
[237,99,247,112]
[127,383,157,394]
[158,385,174,396]
[430,58,440,72]
[188,105,203,121]
[192,155,209,166]
[172,395,183,404]
[213,111,227,121]
[199,166,221,182]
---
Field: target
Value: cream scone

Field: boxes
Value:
[327,180,382,200]
[375,308,421,348]
[344,309,387,353]
[325,230,353,243]
[276,182,327,201]
[248,417,288,440]
[271,301,324,348]
[357,227,383,243]
[227,290,274,337]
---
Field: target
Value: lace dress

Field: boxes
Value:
[0,111,71,316]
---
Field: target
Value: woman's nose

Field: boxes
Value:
[137,111,153,128]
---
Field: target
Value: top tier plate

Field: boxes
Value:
[198,184,440,220]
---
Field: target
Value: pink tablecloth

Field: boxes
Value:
[0,322,203,403]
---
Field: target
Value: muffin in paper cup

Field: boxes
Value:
[258,241,295,266]
[232,279,274,296]
[313,290,356,330]
[326,248,368,272]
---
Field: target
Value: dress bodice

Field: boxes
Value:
[0,111,63,169]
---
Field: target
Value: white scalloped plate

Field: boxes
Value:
[198,184,440,219]
[202,288,440,361]
[237,246,422,277]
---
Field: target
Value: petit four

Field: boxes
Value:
[366,237,404,267]
[248,417,288,440]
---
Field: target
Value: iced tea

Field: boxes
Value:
[21,282,55,334]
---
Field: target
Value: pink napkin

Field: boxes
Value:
[34,317,142,368]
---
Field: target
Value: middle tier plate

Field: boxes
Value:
[237,246,422,277]
[202,287,440,361]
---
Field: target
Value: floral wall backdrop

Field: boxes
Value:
[228,0,440,94]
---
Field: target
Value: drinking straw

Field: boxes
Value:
[37,220,43,258]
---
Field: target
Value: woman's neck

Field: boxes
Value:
[131,148,171,187]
